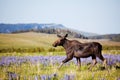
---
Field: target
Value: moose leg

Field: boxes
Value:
[88,55,97,70]
[58,62,64,69]
[76,58,81,70]
[58,57,73,69]
[103,59,107,68]
[97,54,107,68]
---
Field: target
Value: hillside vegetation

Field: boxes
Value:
[89,34,120,42]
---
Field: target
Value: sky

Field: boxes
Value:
[0,0,120,34]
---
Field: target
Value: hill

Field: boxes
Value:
[0,23,64,33]
[0,32,56,49]
[0,23,97,38]
[0,32,120,51]
[89,34,120,42]
[0,23,120,41]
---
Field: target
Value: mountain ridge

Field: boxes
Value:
[0,23,120,41]
[0,23,96,38]
[89,34,120,42]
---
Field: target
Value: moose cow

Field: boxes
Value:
[52,34,107,70]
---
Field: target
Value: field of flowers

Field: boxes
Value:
[0,53,120,80]
[0,32,120,80]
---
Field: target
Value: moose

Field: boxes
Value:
[52,34,107,70]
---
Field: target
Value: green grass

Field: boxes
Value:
[103,50,120,54]
[0,52,66,57]
[0,32,120,50]
[0,49,120,57]
[0,51,119,80]
[0,32,120,54]
[0,32,57,49]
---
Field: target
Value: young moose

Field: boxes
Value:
[52,34,107,70]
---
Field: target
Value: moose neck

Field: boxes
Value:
[62,39,70,50]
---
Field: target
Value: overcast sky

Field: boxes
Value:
[0,0,120,34]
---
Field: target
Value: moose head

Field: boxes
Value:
[52,34,68,47]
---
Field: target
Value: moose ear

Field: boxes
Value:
[64,34,68,38]
[57,34,62,38]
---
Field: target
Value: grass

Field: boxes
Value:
[103,50,120,55]
[0,32,120,79]
[0,52,67,57]
[0,52,120,80]
[0,32,120,49]
[0,49,120,57]
[0,32,57,49]
[0,32,120,54]
[0,58,120,80]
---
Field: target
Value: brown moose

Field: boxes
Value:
[52,34,107,70]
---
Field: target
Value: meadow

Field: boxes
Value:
[0,53,120,80]
[0,32,120,80]
[0,32,120,52]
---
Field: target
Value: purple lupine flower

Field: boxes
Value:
[40,75,47,80]
[0,54,120,67]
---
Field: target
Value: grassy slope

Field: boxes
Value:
[0,32,120,49]
[0,32,58,49]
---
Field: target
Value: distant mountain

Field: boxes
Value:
[89,34,120,42]
[0,23,120,41]
[0,23,98,38]
[67,28,99,37]
[0,23,65,33]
